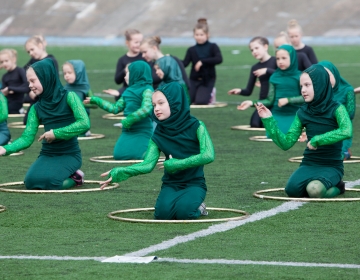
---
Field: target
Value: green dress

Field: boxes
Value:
[0,93,10,145]
[2,59,90,190]
[90,61,153,160]
[262,65,352,197]
[107,82,215,220]
[318,60,355,158]
[253,45,304,134]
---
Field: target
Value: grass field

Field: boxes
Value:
[1,44,360,279]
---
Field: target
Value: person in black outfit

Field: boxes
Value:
[23,35,59,124]
[228,37,276,127]
[111,29,161,101]
[140,36,190,91]
[287,19,318,64]
[183,18,223,105]
[0,49,28,114]
[273,31,311,71]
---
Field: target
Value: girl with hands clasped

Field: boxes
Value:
[228,37,276,127]
[0,59,90,190]
[256,64,352,198]
[238,45,304,134]
[100,82,215,220]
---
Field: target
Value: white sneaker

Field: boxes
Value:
[198,202,208,216]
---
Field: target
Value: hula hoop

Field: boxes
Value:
[78,133,105,140]
[0,180,119,193]
[253,187,360,202]
[102,113,125,120]
[23,103,31,107]
[231,125,265,131]
[8,122,44,129]
[249,135,272,142]
[0,205,6,213]
[8,114,25,118]
[288,156,360,163]
[90,155,166,164]
[190,102,228,109]
[108,207,250,223]
[9,151,24,156]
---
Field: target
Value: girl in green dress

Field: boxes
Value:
[99,82,215,220]
[256,64,352,198]
[318,61,355,160]
[0,58,90,190]
[0,92,10,145]
[238,45,304,134]
[85,60,153,160]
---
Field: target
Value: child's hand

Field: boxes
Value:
[0,146,6,156]
[254,103,272,118]
[103,89,120,97]
[38,129,55,143]
[237,100,253,110]
[253,68,267,77]
[100,170,112,189]
[307,141,317,150]
[194,61,203,72]
[83,97,91,104]
[228,88,241,95]
[29,91,37,100]
[299,132,308,142]
[255,81,261,88]
[278,98,289,107]
[1,87,9,95]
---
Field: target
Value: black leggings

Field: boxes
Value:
[189,78,215,105]
[250,109,264,128]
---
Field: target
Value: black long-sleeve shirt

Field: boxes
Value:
[297,52,312,71]
[24,54,59,73]
[1,66,29,103]
[296,45,318,64]
[183,41,223,82]
[240,56,277,100]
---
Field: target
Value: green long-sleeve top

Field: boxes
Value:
[262,104,352,166]
[0,93,8,124]
[108,121,215,183]
[3,91,90,155]
[90,89,153,129]
[343,90,356,120]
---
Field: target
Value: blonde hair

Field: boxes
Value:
[141,36,161,49]
[0,48,17,60]
[62,61,74,71]
[124,29,141,41]
[287,19,302,33]
[25,35,47,49]
[193,18,209,34]
[275,31,290,43]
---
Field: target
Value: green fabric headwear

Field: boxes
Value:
[63,60,90,96]
[300,64,339,116]
[270,45,300,84]
[152,82,199,137]
[155,56,184,85]
[318,60,354,105]
[31,58,67,111]
[128,60,153,87]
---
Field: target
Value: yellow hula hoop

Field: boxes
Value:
[253,187,360,202]
[107,207,250,223]
[0,180,119,193]
[289,156,360,163]
[231,125,265,131]
[8,122,44,129]
[78,133,105,140]
[9,151,24,156]
[102,113,125,120]
[0,205,6,213]
[8,114,25,118]
[249,135,272,142]
[90,155,166,164]
[190,102,228,109]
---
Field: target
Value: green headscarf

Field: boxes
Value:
[152,82,199,138]
[121,61,153,117]
[299,64,339,117]
[155,56,185,85]
[318,60,354,105]
[32,58,67,111]
[63,60,90,96]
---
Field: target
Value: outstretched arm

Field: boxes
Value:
[121,89,153,129]
[0,94,8,123]
[89,96,125,114]
[163,121,215,174]
[53,92,90,140]
[1,106,39,155]
[310,105,352,148]
[100,140,160,188]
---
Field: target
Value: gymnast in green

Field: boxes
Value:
[0,59,90,190]
[318,60,355,160]
[99,82,215,220]
[256,64,352,198]
[0,92,11,145]
[239,45,304,134]
[85,61,153,160]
